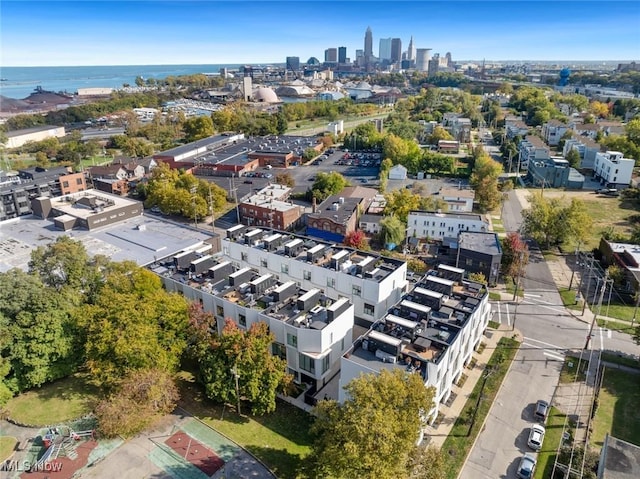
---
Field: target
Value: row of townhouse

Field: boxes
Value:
[339,264,491,429]
[221,226,408,325]
[153,240,356,394]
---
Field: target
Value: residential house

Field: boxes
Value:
[505,116,529,139]
[240,185,302,231]
[593,151,634,188]
[359,213,383,235]
[562,134,601,170]
[407,211,489,241]
[438,187,474,212]
[527,157,584,189]
[388,164,408,180]
[542,120,569,146]
[339,264,491,426]
[598,239,640,295]
[222,227,408,325]
[307,186,378,243]
[570,121,600,140]
[518,136,550,171]
[456,232,502,285]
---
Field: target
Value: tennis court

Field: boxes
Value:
[164,431,224,476]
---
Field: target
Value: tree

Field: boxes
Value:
[501,232,530,281]
[470,153,503,212]
[198,320,290,415]
[0,269,81,392]
[95,368,179,438]
[565,147,581,169]
[380,215,406,247]
[468,272,487,284]
[428,125,454,144]
[407,446,446,479]
[343,230,370,250]
[310,171,349,202]
[384,188,421,223]
[521,194,592,249]
[310,369,435,479]
[184,302,216,363]
[81,264,189,388]
[274,172,295,188]
[183,116,215,142]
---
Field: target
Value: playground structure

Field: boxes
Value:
[31,425,95,471]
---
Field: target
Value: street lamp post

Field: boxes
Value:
[190,186,198,230]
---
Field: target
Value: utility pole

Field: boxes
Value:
[581,254,595,315]
[208,183,215,235]
[231,365,241,415]
[512,249,526,331]
[229,176,240,223]
[190,186,198,230]
[585,273,609,350]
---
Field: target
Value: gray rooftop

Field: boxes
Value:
[0,214,213,273]
[459,231,502,256]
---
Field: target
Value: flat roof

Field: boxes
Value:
[0,214,214,273]
[459,231,502,256]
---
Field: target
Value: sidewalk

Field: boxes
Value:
[424,324,513,449]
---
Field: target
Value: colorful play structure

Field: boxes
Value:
[32,425,95,470]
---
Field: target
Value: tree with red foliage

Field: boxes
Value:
[501,232,530,281]
[343,230,370,250]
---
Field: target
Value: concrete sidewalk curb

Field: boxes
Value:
[455,331,523,479]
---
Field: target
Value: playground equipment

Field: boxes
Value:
[31,425,95,470]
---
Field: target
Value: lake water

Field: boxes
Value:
[0,64,253,99]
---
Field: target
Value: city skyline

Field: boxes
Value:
[1,1,639,67]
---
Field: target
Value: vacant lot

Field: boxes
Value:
[591,367,640,449]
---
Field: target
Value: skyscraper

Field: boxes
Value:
[415,48,432,72]
[379,38,392,61]
[324,48,338,63]
[364,26,373,62]
[338,46,347,64]
[286,56,300,71]
[391,38,402,63]
[407,36,416,62]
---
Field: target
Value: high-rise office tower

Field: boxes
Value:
[407,36,416,62]
[338,46,347,64]
[445,52,452,67]
[324,48,338,63]
[391,38,402,63]
[364,26,373,62]
[379,38,392,61]
[286,56,300,71]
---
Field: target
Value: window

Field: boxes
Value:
[352,285,362,296]
[238,314,246,327]
[287,333,297,348]
[272,342,286,360]
[322,354,331,373]
[223,247,229,255]
[62,181,69,188]
[465,258,473,266]
[299,353,315,374]
[281,264,289,274]
[478,261,486,269]
[241,252,248,261]
[76,177,83,185]
[261,258,268,268]
[304,270,311,280]
[327,277,335,288]
[364,303,375,316]
[216,305,224,317]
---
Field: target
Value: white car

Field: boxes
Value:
[527,424,545,451]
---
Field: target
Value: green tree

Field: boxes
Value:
[0,270,80,392]
[183,116,215,142]
[81,263,189,388]
[384,188,421,223]
[310,171,349,202]
[198,320,290,415]
[380,215,406,246]
[428,125,454,144]
[470,153,503,211]
[310,369,435,479]
[95,368,179,438]
[521,194,592,249]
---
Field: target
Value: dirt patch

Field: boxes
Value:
[21,440,98,479]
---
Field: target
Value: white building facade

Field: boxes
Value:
[439,188,475,213]
[407,211,489,241]
[593,151,635,188]
[518,136,550,170]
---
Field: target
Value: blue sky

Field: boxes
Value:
[2,1,639,66]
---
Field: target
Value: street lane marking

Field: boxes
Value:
[543,351,565,361]
[524,293,542,298]
[523,337,566,351]
[504,303,511,326]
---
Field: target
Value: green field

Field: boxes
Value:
[534,407,569,479]
[4,374,99,426]
[178,373,313,479]
[591,368,640,449]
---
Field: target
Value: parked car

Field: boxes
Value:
[517,453,537,479]
[243,180,253,184]
[534,400,549,421]
[596,188,620,197]
[527,424,545,451]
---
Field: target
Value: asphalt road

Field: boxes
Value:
[459,192,639,479]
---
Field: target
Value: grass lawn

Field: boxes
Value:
[559,355,588,384]
[591,368,640,449]
[0,436,18,461]
[177,372,313,479]
[579,197,634,250]
[599,351,640,369]
[558,288,582,311]
[504,277,524,298]
[597,318,636,335]
[441,337,520,479]
[534,407,568,479]
[488,291,501,301]
[4,374,100,426]
[596,302,638,322]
